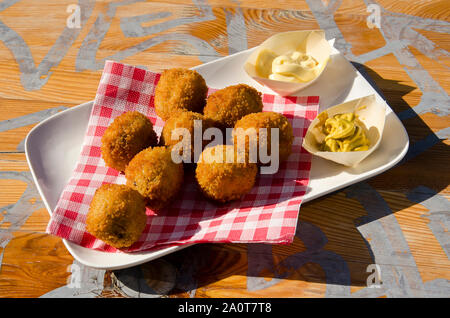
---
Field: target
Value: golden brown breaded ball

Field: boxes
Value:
[203,84,263,128]
[160,110,215,163]
[195,144,258,203]
[154,68,208,121]
[101,111,158,172]
[125,146,184,211]
[86,183,147,249]
[233,111,294,164]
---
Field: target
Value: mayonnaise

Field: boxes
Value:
[255,49,320,83]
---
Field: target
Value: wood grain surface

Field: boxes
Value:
[0,0,448,298]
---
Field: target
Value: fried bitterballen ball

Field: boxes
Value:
[195,144,258,203]
[203,84,263,128]
[154,68,208,121]
[125,146,184,211]
[160,110,215,163]
[101,111,158,172]
[86,183,147,249]
[233,111,294,164]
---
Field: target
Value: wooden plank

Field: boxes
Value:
[0,231,73,298]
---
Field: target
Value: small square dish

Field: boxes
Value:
[25,40,408,269]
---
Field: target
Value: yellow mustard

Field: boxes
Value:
[319,112,370,152]
[255,49,319,83]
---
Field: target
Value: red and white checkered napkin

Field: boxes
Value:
[46,60,319,253]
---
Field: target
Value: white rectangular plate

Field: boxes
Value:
[25,45,409,270]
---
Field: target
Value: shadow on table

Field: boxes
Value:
[351,62,450,208]
[112,63,449,297]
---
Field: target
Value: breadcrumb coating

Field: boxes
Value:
[154,68,208,121]
[160,110,215,163]
[125,146,184,211]
[233,111,293,164]
[203,84,263,128]
[101,111,158,172]
[86,183,147,249]
[195,144,258,203]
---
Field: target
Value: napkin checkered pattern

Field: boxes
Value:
[46,60,319,252]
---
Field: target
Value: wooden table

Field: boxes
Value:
[0,0,448,298]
